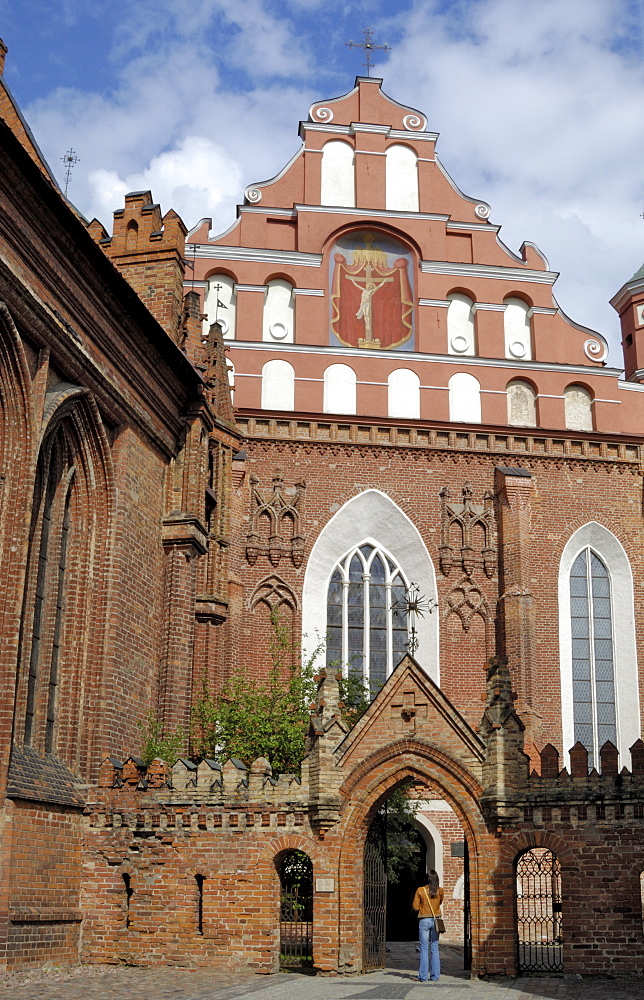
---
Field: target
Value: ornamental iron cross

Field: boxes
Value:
[345,27,391,77]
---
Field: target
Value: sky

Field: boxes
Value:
[2,0,644,361]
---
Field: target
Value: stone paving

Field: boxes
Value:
[3,944,644,1000]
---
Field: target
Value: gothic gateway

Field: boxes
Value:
[1,51,644,976]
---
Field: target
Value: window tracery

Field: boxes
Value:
[326,543,408,691]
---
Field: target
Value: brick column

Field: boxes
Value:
[159,514,208,735]
[494,466,541,753]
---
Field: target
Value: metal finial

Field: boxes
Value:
[60,148,79,198]
[391,583,437,656]
[345,27,391,77]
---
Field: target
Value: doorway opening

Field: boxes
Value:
[278,850,313,969]
[362,780,471,971]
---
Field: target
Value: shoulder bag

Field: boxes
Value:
[423,887,446,935]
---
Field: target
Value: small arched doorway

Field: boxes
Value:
[278,850,313,969]
[515,847,563,973]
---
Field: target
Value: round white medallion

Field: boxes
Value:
[450,335,469,354]
[509,340,527,359]
[269,322,288,341]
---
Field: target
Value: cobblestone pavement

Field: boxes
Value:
[3,944,644,1000]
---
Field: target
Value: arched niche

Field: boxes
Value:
[507,380,537,427]
[385,144,419,212]
[204,273,236,340]
[388,368,420,419]
[261,359,295,411]
[302,490,439,681]
[263,279,294,343]
[448,372,481,423]
[504,297,532,361]
[564,384,593,432]
[321,141,355,208]
[447,293,476,357]
[323,363,356,415]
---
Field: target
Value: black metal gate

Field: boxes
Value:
[463,839,472,971]
[363,841,387,971]
[516,847,563,974]
[279,851,313,968]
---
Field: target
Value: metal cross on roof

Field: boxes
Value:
[345,27,391,77]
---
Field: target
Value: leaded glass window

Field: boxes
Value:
[570,548,617,769]
[326,544,408,692]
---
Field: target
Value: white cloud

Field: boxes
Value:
[87,135,242,229]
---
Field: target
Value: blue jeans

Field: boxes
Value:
[418,917,440,981]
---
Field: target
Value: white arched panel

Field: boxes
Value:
[321,141,355,208]
[564,385,593,432]
[262,279,294,343]
[388,369,420,419]
[447,293,475,356]
[323,363,356,415]
[558,522,639,770]
[385,144,419,212]
[448,372,481,423]
[504,297,532,360]
[261,359,294,411]
[203,274,236,340]
[302,489,439,681]
[507,380,537,427]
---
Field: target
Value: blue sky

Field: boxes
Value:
[2,0,644,358]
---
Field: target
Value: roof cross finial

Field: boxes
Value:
[345,27,391,77]
[60,148,79,198]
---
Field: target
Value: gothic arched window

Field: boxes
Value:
[559,522,639,772]
[569,548,616,769]
[326,544,408,692]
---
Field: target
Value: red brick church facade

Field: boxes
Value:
[1,48,644,976]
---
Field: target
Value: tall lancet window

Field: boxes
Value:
[326,544,408,692]
[570,548,616,769]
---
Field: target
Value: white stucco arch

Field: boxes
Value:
[409,809,444,885]
[302,489,439,681]
[559,521,640,770]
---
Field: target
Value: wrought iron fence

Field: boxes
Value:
[363,841,387,971]
[516,847,563,974]
[279,851,313,968]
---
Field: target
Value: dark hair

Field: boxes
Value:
[427,869,440,897]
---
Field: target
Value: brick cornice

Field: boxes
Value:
[235,412,643,472]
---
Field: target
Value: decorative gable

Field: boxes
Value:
[334,654,485,781]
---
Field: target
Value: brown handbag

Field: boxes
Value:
[423,887,446,934]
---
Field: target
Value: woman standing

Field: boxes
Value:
[412,869,443,983]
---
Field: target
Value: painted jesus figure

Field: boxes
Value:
[348,274,392,343]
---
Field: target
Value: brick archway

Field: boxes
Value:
[332,740,496,976]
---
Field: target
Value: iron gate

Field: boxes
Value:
[516,847,563,974]
[279,850,313,968]
[363,841,387,971]
[463,839,472,971]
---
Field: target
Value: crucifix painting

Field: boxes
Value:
[330,231,414,350]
